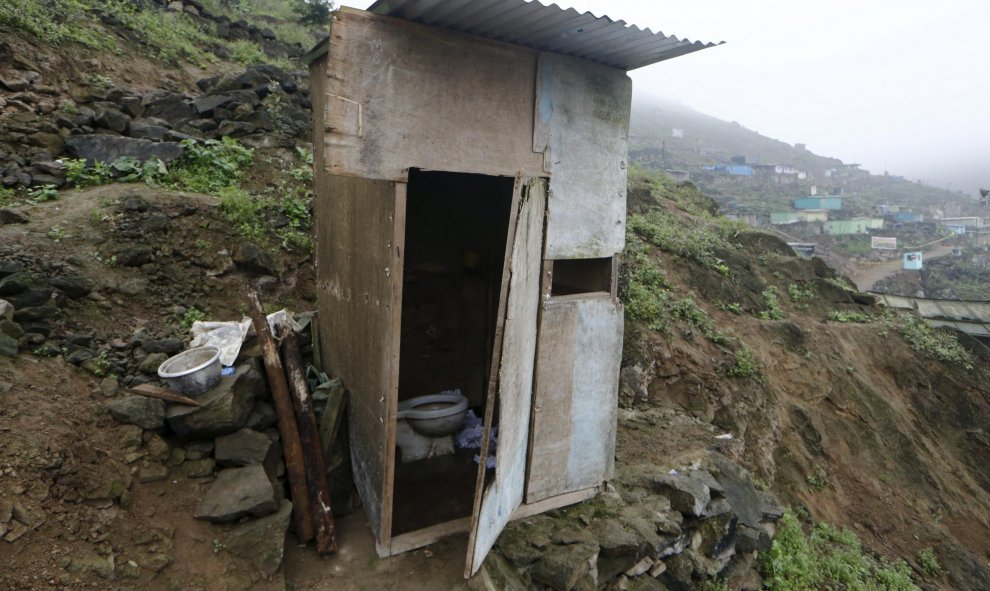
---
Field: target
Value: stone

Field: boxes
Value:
[115,245,154,267]
[95,108,130,133]
[185,439,214,460]
[166,364,264,438]
[652,473,712,518]
[758,491,785,521]
[118,424,144,448]
[0,332,17,357]
[530,543,599,591]
[0,298,12,320]
[735,524,771,553]
[497,527,544,566]
[27,132,64,154]
[7,288,54,309]
[106,396,165,429]
[0,207,29,226]
[222,499,293,580]
[101,376,120,397]
[595,519,646,581]
[176,458,215,478]
[0,319,23,339]
[194,465,278,523]
[138,463,170,483]
[0,271,42,295]
[61,553,115,579]
[128,121,170,141]
[139,352,168,375]
[0,262,25,279]
[65,348,95,364]
[192,94,233,115]
[233,241,277,275]
[710,456,762,529]
[142,338,183,354]
[64,135,183,165]
[215,428,277,468]
[217,120,258,138]
[144,432,171,462]
[245,399,278,430]
[118,96,144,118]
[696,513,736,558]
[143,93,195,121]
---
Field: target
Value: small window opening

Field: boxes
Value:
[550,257,613,296]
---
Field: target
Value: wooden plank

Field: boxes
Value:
[534,52,631,259]
[127,383,202,407]
[526,297,624,504]
[525,301,578,503]
[314,175,402,549]
[317,382,347,462]
[324,9,545,181]
[512,487,600,521]
[466,177,547,577]
[247,293,315,543]
[383,517,472,557]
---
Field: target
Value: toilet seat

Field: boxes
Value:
[396,391,468,420]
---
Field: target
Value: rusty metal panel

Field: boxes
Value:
[536,52,630,259]
[323,9,545,181]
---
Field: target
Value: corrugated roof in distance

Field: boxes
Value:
[361,0,721,70]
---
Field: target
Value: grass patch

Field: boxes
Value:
[826,310,873,324]
[726,346,761,379]
[0,0,114,49]
[761,512,919,591]
[916,547,942,577]
[756,286,784,320]
[897,315,973,369]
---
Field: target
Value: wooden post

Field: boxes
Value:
[281,327,338,554]
[246,293,315,543]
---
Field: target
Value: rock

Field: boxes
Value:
[7,288,54,309]
[185,440,214,460]
[115,245,154,267]
[217,120,257,138]
[0,271,42,295]
[106,396,165,429]
[497,527,544,567]
[0,332,17,357]
[245,400,277,430]
[101,376,120,397]
[710,456,762,529]
[128,121,170,141]
[696,514,736,558]
[0,261,25,279]
[27,132,64,154]
[139,352,168,375]
[194,465,278,523]
[233,241,277,275]
[176,458,215,478]
[64,135,183,165]
[757,491,785,521]
[144,93,195,121]
[222,499,293,580]
[94,107,130,133]
[138,463,170,483]
[0,71,32,91]
[118,424,144,448]
[61,553,115,579]
[144,432,171,462]
[595,519,646,581]
[735,524,771,553]
[50,273,93,299]
[530,543,599,591]
[0,319,22,339]
[65,348,95,364]
[0,298,13,320]
[118,96,144,118]
[192,94,233,116]
[142,338,183,354]
[166,364,264,438]
[652,473,712,517]
[215,428,277,468]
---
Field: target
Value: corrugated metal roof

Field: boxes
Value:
[364,0,721,70]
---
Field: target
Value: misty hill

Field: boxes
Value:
[629,96,982,220]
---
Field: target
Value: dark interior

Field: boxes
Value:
[550,257,614,296]
[391,169,513,536]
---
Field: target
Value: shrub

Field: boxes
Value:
[726,346,760,379]
[762,512,919,591]
[898,315,972,369]
[757,286,784,320]
[916,547,942,577]
[826,310,873,324]
[168,138,254,194]
[292,0,333,25]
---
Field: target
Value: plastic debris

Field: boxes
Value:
[714,433,734,440]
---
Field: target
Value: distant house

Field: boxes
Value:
[823,218,884,235]
[892,211,924,223]
[664,169,690,182]
[794,196,842,210]
[903,252,923,270]
[936,217,987,229]
[770,210,828,225]
[703,164,754,176]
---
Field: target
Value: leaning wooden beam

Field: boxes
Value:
[246,293,315,543]
[280,327,338,555]
[128,383,202,407]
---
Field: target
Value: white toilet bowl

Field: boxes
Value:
[395,390,469,463]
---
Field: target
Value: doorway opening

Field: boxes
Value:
[391,169,515,536]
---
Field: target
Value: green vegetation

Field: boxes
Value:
[177,307,206,331]
[787,283,813,310]
[896,315,973,369]
[0,187,14,207]
[168,138,254,194]
[27,185,59,202]
[47,225,66,242]
[726,346,761,379]
[805,466,828,491]
[0,0,113,49]
[826,310,873,323]
[757,286,784,320]
[292,0,333,25]
[916,547,942,577]
[761,512,919,591]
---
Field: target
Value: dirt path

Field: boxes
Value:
[849,243,956,291]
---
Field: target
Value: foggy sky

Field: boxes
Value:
[352,0,990,197]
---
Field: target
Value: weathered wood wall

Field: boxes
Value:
[323,8,545,182]
[314,174,404,549]
[526,295,623,503]
[534,52,631,260]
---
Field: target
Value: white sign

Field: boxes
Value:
[871,236,897,250]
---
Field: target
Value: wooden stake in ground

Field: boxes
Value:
[247,293,315,543]
[281,327,338,554]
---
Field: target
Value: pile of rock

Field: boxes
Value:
[0,64,312,189]
[104,359,294,582]
[481,454,783,591]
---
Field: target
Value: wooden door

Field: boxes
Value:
[464,177,547,576]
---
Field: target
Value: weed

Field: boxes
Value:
[787,283,813,310]
[628,209,733,275]
[194,239,210,250]
[0,0,115,49]
[47,225,66,242]
[169,138,254,194]
[226,39,270,65]
[63,158,112,187]
[898,315,972,369]
[726,346,761,379]
[761,512,919,591]
[757,286,784,320]
[827,310,873,323]
[805,466,828,491]
[212,538,226,554]
[720,302,744,315]
[0,187,13,207]
[178,307,206,331]
[698,580,729,591]
[27,185,59,202]
[917,547,942,577]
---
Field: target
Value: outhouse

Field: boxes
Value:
[304,0,717,576]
